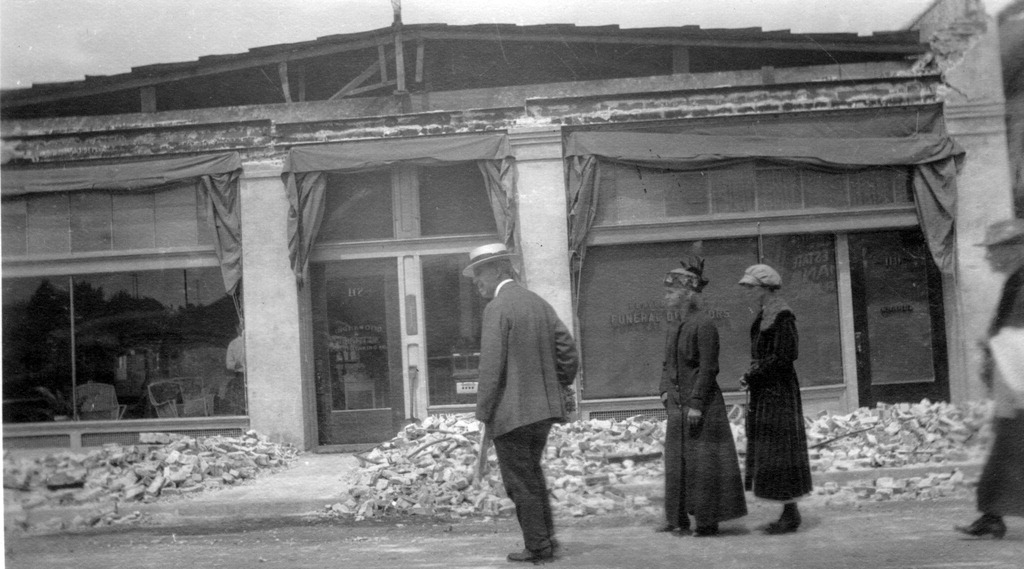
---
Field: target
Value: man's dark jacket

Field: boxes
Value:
[475,282,578,438]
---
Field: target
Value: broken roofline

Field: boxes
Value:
[1,74,944,165]
[0,22,926,108]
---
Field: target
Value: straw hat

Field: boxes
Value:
[462,243,515,277]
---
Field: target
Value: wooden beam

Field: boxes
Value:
[328,61,381,101]
[140,86,157,113]
[4,35,393,109]
[394,30,406,92]
[415,39,424,83]
[297,64,306,102]
[378,45,388,83]
[345,79,397,97]
[414,30,925,54]
[278,62,293,103]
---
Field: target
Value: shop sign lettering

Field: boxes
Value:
[791,247,835,286]
[879,304,914,317]
[609,301,730,328]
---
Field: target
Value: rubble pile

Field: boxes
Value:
[4,430,298,527]
[329,414,666,520]
[817,468,972,504]
[330,399,991,520]
[804,399,991,471]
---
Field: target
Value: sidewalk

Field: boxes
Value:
[5,450,984,532]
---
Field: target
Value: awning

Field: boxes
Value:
[283,133,512,173]
[282,133,517,285]
[565,128,965,273]
[2,152,241,196]
[2,152,244,296]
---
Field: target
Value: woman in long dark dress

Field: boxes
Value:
[738,264,813,535]
[657,256,747,537]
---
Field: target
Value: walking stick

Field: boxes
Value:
[474,424,491,484]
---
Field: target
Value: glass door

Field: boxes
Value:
[849,230,948,407]
[422,253,485,408]
[310,259,404,445]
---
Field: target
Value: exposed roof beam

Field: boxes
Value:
[329,61,382,100]
[415,30,925,54]
[1,27,923,109]
[278,62,292,103]
[3,35,393,108]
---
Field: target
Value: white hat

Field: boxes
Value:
[738,264,782,287]
[463,243,515,277]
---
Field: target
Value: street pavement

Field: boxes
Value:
[4,494,1023,569]
[5,451,1022,569]
[4,451,987,531]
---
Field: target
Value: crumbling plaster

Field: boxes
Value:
[912,0,1015,402]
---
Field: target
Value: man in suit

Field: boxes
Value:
[466,243,579,563]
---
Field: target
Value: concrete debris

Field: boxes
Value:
[803,399,991,471]
[818,468,975,505]
[326,399,990,520]
[3,430,298,529]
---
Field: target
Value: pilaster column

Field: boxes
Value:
[509,127,574,329]
[923,6,1014,402]
[239,161,315,448]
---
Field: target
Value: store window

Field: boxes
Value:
[419,162,498,237]
[319,171,394,242]
[1,183,214,257]
[577,234,843,400]
[2,267,241,423]
[761,233,844,386]
[422,254,485,406]
[594,161,912,226]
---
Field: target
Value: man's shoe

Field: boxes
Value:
[955,514,1006,539]
[653,523,678,533]
[507,546,554,563]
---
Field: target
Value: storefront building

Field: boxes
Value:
[1,1,1014,450]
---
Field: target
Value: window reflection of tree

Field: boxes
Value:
[2,272,236,422]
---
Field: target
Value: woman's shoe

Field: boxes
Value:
[654,522,689,533]
[692,524,719,537]
[764,519,799,535]
[955,514,1006,539]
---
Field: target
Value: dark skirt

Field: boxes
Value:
[665,398,748,525]
[744,370,813,501]
[977,411,1024,517]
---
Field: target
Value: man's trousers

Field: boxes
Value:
[493,420,555,552]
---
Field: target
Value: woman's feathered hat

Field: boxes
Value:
[664,255,709,292]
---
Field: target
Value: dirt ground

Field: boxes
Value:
[5,496,1023,569]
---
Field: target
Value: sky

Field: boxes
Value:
[0,0,1017,90]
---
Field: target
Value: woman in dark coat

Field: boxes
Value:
[738,264,813,535]
[657,256,747,537]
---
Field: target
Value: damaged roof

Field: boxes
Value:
[0,22,927,118]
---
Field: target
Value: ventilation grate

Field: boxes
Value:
[3,434,72,449]
[81,428,245,448]
[587,408,666,421]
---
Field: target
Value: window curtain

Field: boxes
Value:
[564,131,966,276]
[282,133,517,285]
[2,152,244,296]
